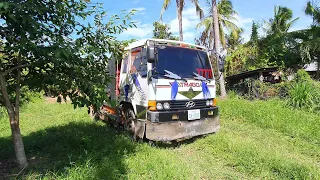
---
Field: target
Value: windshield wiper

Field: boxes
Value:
[164,70,187,82]
[192,72,211,83]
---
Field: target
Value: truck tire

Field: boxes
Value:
[124,108,137,141]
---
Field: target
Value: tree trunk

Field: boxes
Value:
[212,0,227,97]
[176,0,183,41]
[0,75,28,168]
[316,60,320,80]
[10,115,28,168]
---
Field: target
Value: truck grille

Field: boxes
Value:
[159,99,208,111]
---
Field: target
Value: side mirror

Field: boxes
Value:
[218,60,225,73]
[147,46,156,63]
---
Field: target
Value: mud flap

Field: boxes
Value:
[145,116,220,142]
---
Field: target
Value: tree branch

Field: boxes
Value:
[0,75,14,116]
[1,64,30,76]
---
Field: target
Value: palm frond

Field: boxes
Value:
[286,17,300,31]
[300,37,320,61]
[160,0,172,20]
[196,16,212,29]
[190,0,204,19]
[221,19,241,32]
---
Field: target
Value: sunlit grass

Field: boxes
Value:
[0,97,319,179]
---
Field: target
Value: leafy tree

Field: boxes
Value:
[152,21,179,40]
[0,0,135,168]
[258,6,300,67]
[160,0,204,41]
[300,1,320,78]
[250,21,259,44]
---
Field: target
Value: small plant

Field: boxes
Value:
[287,82,313,109]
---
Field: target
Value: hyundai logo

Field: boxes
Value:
[185,101,195,108]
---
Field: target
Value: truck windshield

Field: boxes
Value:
[154,46,213,79]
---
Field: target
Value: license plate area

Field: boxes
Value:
[188,109,200,120]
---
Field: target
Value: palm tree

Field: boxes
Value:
[265,6,299,35]
[196,0,240,49]
[160,0,204,41]
[212,0,227,97]
[305,0,320,26]
[226,28,243,51]
[301,1,320,78]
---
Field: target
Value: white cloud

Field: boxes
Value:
[121,22,153,38]
[129,7,146,14]
[183,32,196,43]
[168,6,202,43]
[232,14,253,29]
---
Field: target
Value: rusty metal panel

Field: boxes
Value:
[145,116,220,142]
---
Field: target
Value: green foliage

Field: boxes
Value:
[1,99,320,179]
[295,69,313,82]
[225,44,263,76]
[152,21,178,40]
[0,0,136,111]
[249,21,259,44]
[19,86,43,105]
[265,6,299,35]
[305,0,320,26]
[287,70,320,112]
[288,82,314,109]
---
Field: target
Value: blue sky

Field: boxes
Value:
[93,0,314,43]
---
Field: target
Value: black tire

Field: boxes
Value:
[124,108,137,141]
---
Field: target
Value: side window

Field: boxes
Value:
[132,49,147,77]
[122,54,129,73]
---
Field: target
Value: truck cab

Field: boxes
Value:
[107,39,220,142]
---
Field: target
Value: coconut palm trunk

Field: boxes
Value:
[212,0,227,97]
[176,0,183,41]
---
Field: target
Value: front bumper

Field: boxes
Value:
[145,107,220,141]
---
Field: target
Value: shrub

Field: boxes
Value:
[287,82,313,109]
[287,70,320,112]
[20,86,43,105]
[295,69,312,83]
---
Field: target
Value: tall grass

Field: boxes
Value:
[287,70,320,112]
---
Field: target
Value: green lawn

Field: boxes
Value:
[0,98,319,179]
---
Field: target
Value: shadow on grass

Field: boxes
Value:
[0,122,137,179]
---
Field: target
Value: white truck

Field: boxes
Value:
[100,38,220,142]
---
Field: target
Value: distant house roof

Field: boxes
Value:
[226,67,279,84]
[304,61,318,72]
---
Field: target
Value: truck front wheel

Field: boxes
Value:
[124,108,137,141]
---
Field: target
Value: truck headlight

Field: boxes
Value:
[206,100,210,106]
[156,102,163,110]
[163,102,170,110]
[209,100,213,106]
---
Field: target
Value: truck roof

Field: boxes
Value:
[125,38,207,51]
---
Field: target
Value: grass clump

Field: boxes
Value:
[287,70,320,112]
